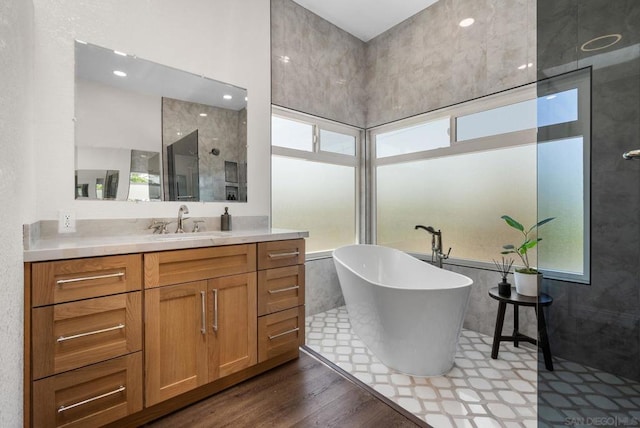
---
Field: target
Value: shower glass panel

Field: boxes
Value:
[456,89,578,142]
[537,0,640,424]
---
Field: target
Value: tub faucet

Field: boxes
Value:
[176,205,190,233]
[415,225,451,268]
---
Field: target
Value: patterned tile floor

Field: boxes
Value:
[306,306,538,427]
[538,363,640,427]
[306,306,640,428]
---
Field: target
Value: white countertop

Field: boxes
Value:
[24,228,309,262]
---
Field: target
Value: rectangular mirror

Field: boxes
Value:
[74,41,248,202]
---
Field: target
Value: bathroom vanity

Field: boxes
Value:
[23,230,306,427]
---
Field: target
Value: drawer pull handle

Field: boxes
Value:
[56,272,125,285]
[58,385,125,413]
[269,327,299,340]
[200,291,206,334]
[57,324,125,343]
[268,251,300,259]
[268,285,300,295]
[212,289,219,332]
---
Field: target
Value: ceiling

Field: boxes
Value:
[291,0,440,42]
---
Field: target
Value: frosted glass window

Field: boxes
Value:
[272,156,356,253]
[320,129,355,155]
[457,101,536,141]
[457,89,578,141]
[272,116,313,151]
[376,145,538,264]
[537,137,584,274]
[376,117,450,158]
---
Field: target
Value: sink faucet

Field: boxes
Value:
[415,225,451,268]
[176,205,190,233]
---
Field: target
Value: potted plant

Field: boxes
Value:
[500,215,554,296]
[492,256,514,296]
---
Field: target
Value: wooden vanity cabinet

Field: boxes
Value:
[26,238,304,427]
[257,239,306,363]
[143,246,257,405]
[26,254,144,428]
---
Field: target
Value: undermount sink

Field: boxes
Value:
[153,231,230,241]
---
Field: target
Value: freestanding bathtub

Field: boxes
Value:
[333,244,473,376]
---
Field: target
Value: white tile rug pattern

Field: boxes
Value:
[306,306,538,427]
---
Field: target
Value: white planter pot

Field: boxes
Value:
[514,271,541,296]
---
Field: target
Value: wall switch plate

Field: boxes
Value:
[58,210,76,233]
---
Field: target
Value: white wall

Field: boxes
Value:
[32,0,271,220]
[0,0,35,425]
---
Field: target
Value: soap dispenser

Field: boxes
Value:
[221,207,232,231]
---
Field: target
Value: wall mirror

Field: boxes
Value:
[74,41,248,202]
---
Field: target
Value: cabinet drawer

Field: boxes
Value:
[33,352,142,428]
[258,306,304,363]
[257,239,305,270]
[258,265,305,316]
[32,255,142,306]
[32,292,142,380]
[144,244,256,288]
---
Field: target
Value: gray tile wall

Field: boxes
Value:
[162,98,245,202]
[272,0,536,128]
[538,0,640,381]
[305,257,345,317]
[448,265,538,340]
[271,0,367,128]
[365,0,536,127]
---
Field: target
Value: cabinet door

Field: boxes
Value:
[207,273,257,381]
[145,281,208,406]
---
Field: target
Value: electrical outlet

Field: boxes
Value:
[58,210,76,233]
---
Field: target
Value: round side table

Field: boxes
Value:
[488,287,554,371]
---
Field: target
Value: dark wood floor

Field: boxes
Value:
[145,350,424,427]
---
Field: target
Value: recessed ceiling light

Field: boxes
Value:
[113,70,127,77]
[459,18,475,27]
[580,34,622,52]
[199,113,208,117]
[113,50,127,56]
[517,64,527,70]
[279,55,291,63]
[223,94,232,100]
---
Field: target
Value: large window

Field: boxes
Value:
[271,108,361,255]
[371,69,591,283]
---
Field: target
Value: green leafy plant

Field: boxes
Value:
[500,215,554,274]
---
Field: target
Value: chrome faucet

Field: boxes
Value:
[176,205,190,233]
[415,225,451,268]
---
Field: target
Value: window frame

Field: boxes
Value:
[368,69,591,284]
[271,106,364,259]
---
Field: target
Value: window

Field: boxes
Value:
[371,68,591,283]
[271,107,361,255]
